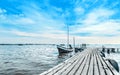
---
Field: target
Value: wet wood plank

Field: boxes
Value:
[40,48,120,75]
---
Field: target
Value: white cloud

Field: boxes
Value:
[72,8,120,37]
[10,29,67,39]
[52,6,63,12]
[82,8,115,25]
[75,36,120,44]
[0,1,120,44]
[74,7,84,15]
[0,3,69,44]
[11,30,39,37]
[0,8,6,14]
[14,18,35,25]
[0,12,35,26]
[111,1,120,7]
[72,20,120,37]
[0,5,66,33]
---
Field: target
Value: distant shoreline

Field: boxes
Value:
[0,44,56,45]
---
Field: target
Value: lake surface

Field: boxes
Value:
[0,45,71,75]
[0,44,120,75]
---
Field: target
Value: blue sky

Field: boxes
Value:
[0,0,120,44]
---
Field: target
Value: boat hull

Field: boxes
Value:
[57,46,73,54]
[75,48,84,53]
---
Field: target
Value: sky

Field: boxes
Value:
[0,0,120,44]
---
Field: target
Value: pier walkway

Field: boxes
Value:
[40,48,119,75]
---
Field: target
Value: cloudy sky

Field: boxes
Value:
[0,0,120,44]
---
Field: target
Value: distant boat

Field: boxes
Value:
[18,44,24,46]
[57,45,73,54]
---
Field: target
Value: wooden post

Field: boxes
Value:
[73,37,75,53]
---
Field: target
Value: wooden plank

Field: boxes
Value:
[40,48,120,75]
[81,54,92,75]
[40,52,81,75]
[93,54,100,75]
[96,53,106,75]
[54,54,82,75]
[95,49,119,75]
[58,50,89,75]
[87,54,94,75]
[48,54,81,75]
[75,54,89,75]
[105,60,120,75]
[62,55,85,75]
[98,53,113,75]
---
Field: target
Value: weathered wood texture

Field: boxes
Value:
[40,48,119,75]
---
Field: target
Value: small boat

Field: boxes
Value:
[57,24,73,54]
[75,47,84,53]
[75,44,87,53]
[57,45,73,54]
[18,44,24,46]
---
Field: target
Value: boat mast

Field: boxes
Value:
[73,37,75,52]
[67,24,69,48]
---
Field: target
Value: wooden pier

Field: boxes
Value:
[102,47,120,53]
[40,48,119,75]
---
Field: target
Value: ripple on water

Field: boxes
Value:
[0,45,70,75]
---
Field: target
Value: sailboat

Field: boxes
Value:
[57,44,73,54]
[57,24,73,54]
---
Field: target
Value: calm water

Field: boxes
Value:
[0,44,120,75]
[0,45,71,75]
